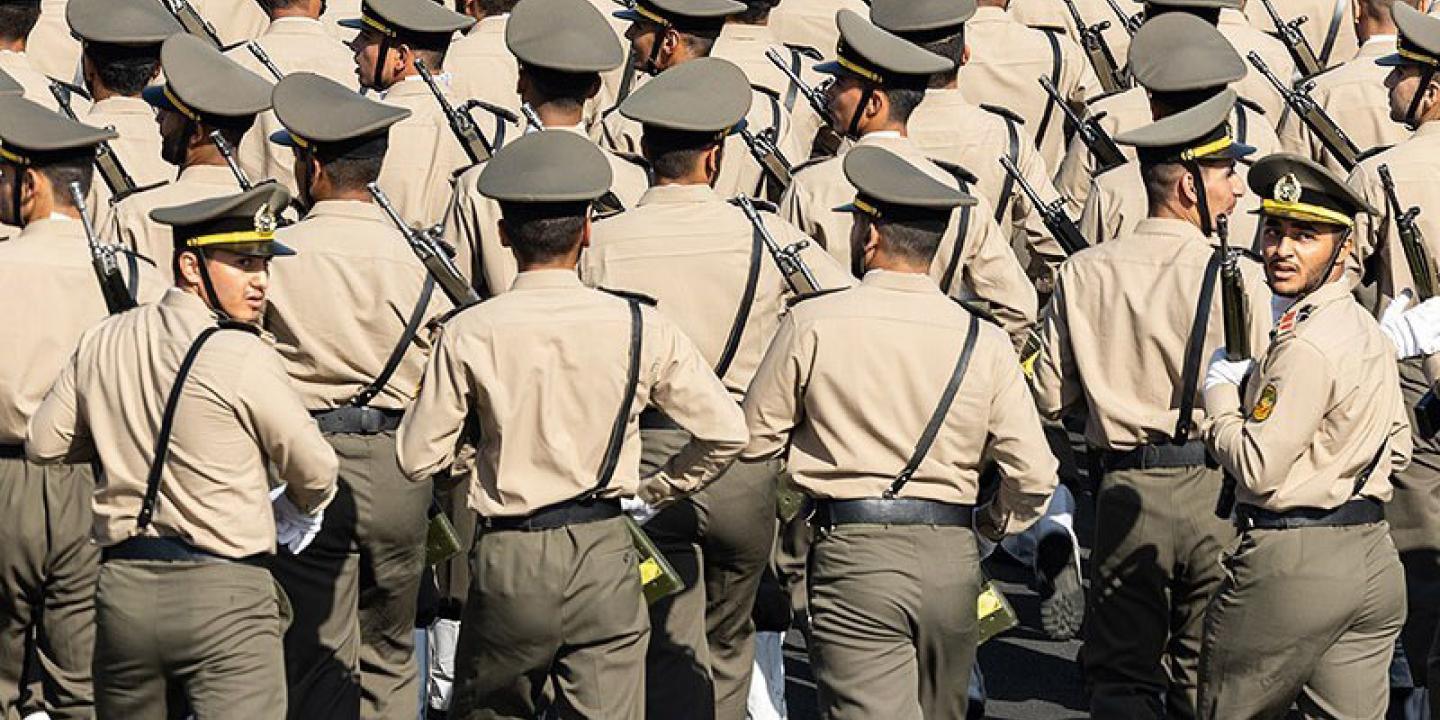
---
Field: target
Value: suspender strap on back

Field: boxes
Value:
[713,225,764,379]
[1173,251,1224,444]
[1321,0,1345,68]
[136,325,225,529]
[582,298,644,502]
[1034,30,1064,153]
[994,117,1022,226]
[940,176,974,296]
[348,275,437,409]
[885,313,982,499]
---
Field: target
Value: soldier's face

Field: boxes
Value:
[1386,65,1435,124]
[1260,217,1350,296]
[157,109,190,167]
[1196,160,1243,223]
[824,76,868,135]
[350,29,388,89]
[624,21,665,73]
[201,250,272,322]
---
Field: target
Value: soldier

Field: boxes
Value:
[1010,0,1140,78]
[26,183,337,719]
[446,0,522,115]
[579,56,849,719]
[0,0,85,112]
[261,71,448,720]
[1199,153,1410,719]
[67,0,181,212]
[605,0,807,200]
[1243,0,1359,70]
[229,0,359,197]
[1219,0,1296,122]
[778,9,1038,348]
[710,0,827,159]
[447,0,650,296]
[1030,90,1274,719]
[190,0,269,46]
[767,0,869,57]
[742,144,1058,718]
[342,0,499,227]
[871,0,1070,284]
[0,94,164,720]
[101,33,273,275]
[396,130,748,718]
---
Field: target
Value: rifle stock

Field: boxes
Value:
[1040,77,1126,174]
[51,84,160,203]
[734,195,821,295]
[739,128,794,195]
[71,181,137,315]
[999,155,1088,255]
[247,42,285,81]
[1258,0,1323,77]
[415,58,497,166]
[1247,52,1359,171]
[162,0,224,50]
[368,182,482,308]
[1061,0,1128,93]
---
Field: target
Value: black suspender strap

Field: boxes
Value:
[885,313,982,499]
[582,298,644,502]
[1320,0,1345,68]
[1033,30,1064,154]
[1352,439,1389,498]
[124,250,139,300]
[994,116,1021,225]
[1173,251,1224,444]
[347,275,436,409]
[940,175,974,296]
[1234,102,1249,149]
[713,226,764,379]
[784,46,803,113]
[136,325,226,529]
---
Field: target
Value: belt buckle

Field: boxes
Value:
[359,408,384,434]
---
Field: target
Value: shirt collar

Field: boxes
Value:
[300,199,389,222]
[268,16,325,33]
[178,164,242,185]
[509,268,585,291]
[1134,217,1211,244]
[637,183,724,206]
[861,268,943,293]
[160,287,225,320]
[92,94,154,114]
[860,130,903,141]
[1414,120,1440,138]
[971,5,1008,21]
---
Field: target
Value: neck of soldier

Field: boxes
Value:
[860,116,908,138]
[530,98,584,129]
[517,247,583,273]
[0,36,24,54]
[1356,15,1396,44]
[184,130,232,171]
[1150,193,1208,232]
[22,190,69,225]
[866,249,930,275]
[270,0,321,20]
[654,159,715,187]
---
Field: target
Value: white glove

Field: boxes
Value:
[1204,347,1253,391]
[1380,290,1440,359]
[271,485,325,555]
[621,495,658,525]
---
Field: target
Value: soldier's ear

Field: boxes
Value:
[579,215,592,250]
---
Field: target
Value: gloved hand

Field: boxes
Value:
[621,495,658,525]
[1204,347,1253,391]
[272,486,325,554]
[1380,290,1440,359]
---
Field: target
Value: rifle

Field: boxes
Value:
[50,84,163,204]
[1061,0,1128,94]
[247,42,284,81]
[368,182,482,308]
[209,130,257,191]
[71,181,137,315]
[765,47,844,156]
[739,127,794,195]
[519,103,626,217]
[1040,76,1126,174]
[734,195,821,295]
[161,0,224,50]
[1102,0,1142,36]
[414,58,518,166]
[1378,164,1440,437]
[1248,52,1358,171]
[1257,0,1324,77]
[999,155,1088,255]
[1213,214,1251,517]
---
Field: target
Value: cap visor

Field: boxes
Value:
[337,18,365,29]
[1375,52,1409,67]
[1219,141,1257,160]
[269,129,299,147]
[228,240,297,257]
[141,84,177,113]
[613,8,642,21]
[813,60,843,76]
[832,201,860,213]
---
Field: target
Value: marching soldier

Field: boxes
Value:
[0,0,85,112]
[446,0,522,116]
[101,33,273,275]
[1218,1,1295,122]
[1030,90,1273,719]
[446,0,650,296]
[1010,0,1141,73]
[710,0,827,158]
[604,0,808,200]
[341,0,500,227]
[1199,153,1410,719]
[0,94,164,720]
[67,0,180,212]
[396,130,748,719]
[768,0,868,57]
[27,182,338,720]
[779,9,1038,348]
[579,56,850,719]
[263,71,450,720]
[742,144,1058,718]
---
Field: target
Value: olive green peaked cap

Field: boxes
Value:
[508,0,625,73]
[838,145,974,219]
[154,184,297,258]
[614,0,746,29]
[1378,3,1440,67]
[1128,12,1244,91]
[1116,88,1256,163]
[619,57,751,134]
[270,72,411,156]
[0,69,22,97]
[870,0,978,35]
[339,0,475,38]
[67,0,182,45]
[1248,152,1377,228]
[477,131,613,204]
[816,9,954,85]
[143,34,272,127]
[0,95,116,165]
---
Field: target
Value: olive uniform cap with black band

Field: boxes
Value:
[0,94,115,167]
[837,144,975,220]
[1128,12,1245,93]
[269,72,411,159]
[338,0,475,44]
[142,34,273,130]
[614,0,746,32]
[869,0,978,39]
[508,0,625,73]
[67,0,182,46]
[1116,88,1256,164]
[478,130,613,205]
[1248,152,1377,228]
[815,9,955,86]
[619,56,752,140]
[153,184,297,258]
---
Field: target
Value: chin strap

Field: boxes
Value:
[845,84,875,140]
[1184,160,1215,238]
[190,249,232,322]
[1404,66,1437,130]
[372,35,393,91]
[641,31,665,76]
[5,165,23,228]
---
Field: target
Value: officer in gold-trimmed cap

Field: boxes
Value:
[263,70,453,720]
[616,0,745,74]
[342,0,474,90]
[816,8,954,138]
[1198,152,1411,718]
[1377,2,1440,128]
[586,54,850,720]
[744,143,1057,718]
[398,129,747,719]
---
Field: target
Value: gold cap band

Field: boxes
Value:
[853,197,881,218]
[163,85,200,122]
[362,13,397,37]
[837,55,884,84]
[1399,45,1440,66]
[1179,135,1233,162]
[0,145,29,165]
[1260,199,1354,228]
[633,2,670,26]
[186,229,276,248]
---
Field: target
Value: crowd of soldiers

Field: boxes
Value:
[8,0,1440,718]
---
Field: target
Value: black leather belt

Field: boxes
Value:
[0,444,23,459]
[639,408,682,431]
[1099,440,1213,471]
[311,406,403,434]
[1235,498,1384,531]
[813,498,975,528]
[101,536,261,564]
[478,497,622,532]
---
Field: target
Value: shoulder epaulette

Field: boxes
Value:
[1298,62,1343,83]
[49,78,91,102]
[979,103,1026,125]
[218,319,262,335]
[1356,144,1394,163]
[751,83,781,100]
[1082,86,1128,106]
[950,297,1001,327]
[728,196,778,212]
[612,150,651,171]
[783,43,823,61]
[433,298,486,327]
[599,287,659,306]
[790,155,830,175]
[1235,95,1267,116]
[786,287,846,307]
[928,158,979,186]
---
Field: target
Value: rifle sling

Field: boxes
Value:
[1034,30,1064,155]
[583,297,643,501]
[137,325,226,529]
[714,225,764,379]
[885,313,982,498]
[939,174,974,296]
[1321,0,1345,67]
[995,116,1021,226]
[1173,251,1224,443]
[347,275,436,409]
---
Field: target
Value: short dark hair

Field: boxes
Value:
[498,201,590,264]
[676,27,719,56]
[520,65,600,113]
[882,86,927,124]
[476,0,520,14]
[873,214,948,264]
[913,29,963,88]
[35,154,96,207]
[256,0,303,14]
[318,151,386,192]
[0,4,40,43]
[736,0,779,23]
[640,127,720,181]
[1140,160,1185,212]
[84,42,162,96]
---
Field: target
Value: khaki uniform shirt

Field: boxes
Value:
[711,21,826,160]
[102,164,242,277]
[376,75,488,227]
[959,6,1100,170]
[0,216,165,444]
[779,132,1038,345]
[1206,281,1410,511]
[446,124,649,295]
[26,289,337,558]
[767,0,870,59]
[229,17,357,197]
[580,183,854,398]
[396,270,748,515]
[83,95,175,215]
[741,270,1058,535]
[909,88,1067,274]
[1242,0,1358,71]
[264,200,452,410]
[320,0,362,42]
[1277,36,1407,173]
[1220,8,1295,124]
[0,49,83,112]
[447,15,520,115]
[1010,0,1139,76]
[28,0,80,84]
[1032,217,1273,450]
[192,0,269,46]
